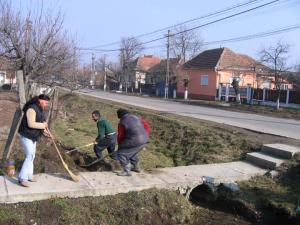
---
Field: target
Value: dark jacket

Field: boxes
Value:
[19,103,46,142]
[118,113,148,149]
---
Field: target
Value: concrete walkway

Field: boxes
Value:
[77,90,300,140]
[0,161,266,204]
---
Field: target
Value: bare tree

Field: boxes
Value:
[170,25,204,62]
[0,0,76,90]
[119,37,143,92]
[120,37,143,63]
[259,41,290,110]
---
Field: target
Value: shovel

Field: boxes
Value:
[46,128,80,182]
[66,143,94,154]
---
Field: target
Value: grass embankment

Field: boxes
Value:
[0,189,252,225]
[188,155,300,225]
[53,92,262,171]
[237,154,300,224]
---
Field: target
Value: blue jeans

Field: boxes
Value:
[18,135,36,182]
[94,133,116,159]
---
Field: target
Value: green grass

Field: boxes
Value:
[0,209,25,225]
[0,189,252,225]
[238,154,300,216]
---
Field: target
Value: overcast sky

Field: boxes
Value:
[14,0,300,67]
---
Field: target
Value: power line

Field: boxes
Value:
[80,23,300,54]
[202,23,300,46]
[79,0,288,55]
[79,0,280,53]
[170,0,279,37]
[84,0,267,49]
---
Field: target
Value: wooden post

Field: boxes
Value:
[2,71,26,161]
[47,87,58,126]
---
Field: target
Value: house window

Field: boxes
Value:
[200,75,208,86]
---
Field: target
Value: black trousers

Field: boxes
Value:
[93,133,116,159]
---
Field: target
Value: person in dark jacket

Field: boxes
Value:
[92,110,116,160]
[116,108,149,176]
[18,94,50,187]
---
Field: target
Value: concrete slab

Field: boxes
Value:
[220,161,267,181]
[4,173,93,203]
[80,171,167,196]
[153,169,201,186]
[0,176,8,202]
[262,144,300,159]
[247,152,285,170]
[0,160,276,204]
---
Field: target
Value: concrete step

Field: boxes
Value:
[262,144,300,159]
[246,152,285,170]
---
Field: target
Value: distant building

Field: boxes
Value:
[126,55,161,92]
[146,57,183,96]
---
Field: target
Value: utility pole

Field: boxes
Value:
[165,30,170,99]
[91,53,95,88]
[73,48,77,89]
[104,67,107,91]
[103,55,107,91]
[121,48,128,93]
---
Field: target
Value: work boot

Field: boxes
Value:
[117,171,132,176]
[131,164,142,173]
[110,160,122,173]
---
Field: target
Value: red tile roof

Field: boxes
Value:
[133,55,161,72]
[183,48,224,69]
[183,47,268,72]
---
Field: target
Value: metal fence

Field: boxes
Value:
[218,85,300,105]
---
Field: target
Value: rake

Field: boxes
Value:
[46,128,80,182]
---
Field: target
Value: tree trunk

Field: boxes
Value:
[184,89,188,100]
[276,90,281,110]
[236,93,241,104]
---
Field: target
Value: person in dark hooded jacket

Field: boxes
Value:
[18,94,50,187]
[116,108,150,176]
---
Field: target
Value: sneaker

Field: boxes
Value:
[19,180,30,187]
[117,171,132,176]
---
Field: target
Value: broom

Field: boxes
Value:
[46,128,80,182]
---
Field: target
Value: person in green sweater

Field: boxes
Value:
[92,110,116,159]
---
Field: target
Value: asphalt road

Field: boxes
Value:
[78,89,300,140]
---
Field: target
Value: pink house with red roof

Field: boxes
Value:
[177,47,277,100]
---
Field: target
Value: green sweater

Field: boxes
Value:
[96,118,115,142]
